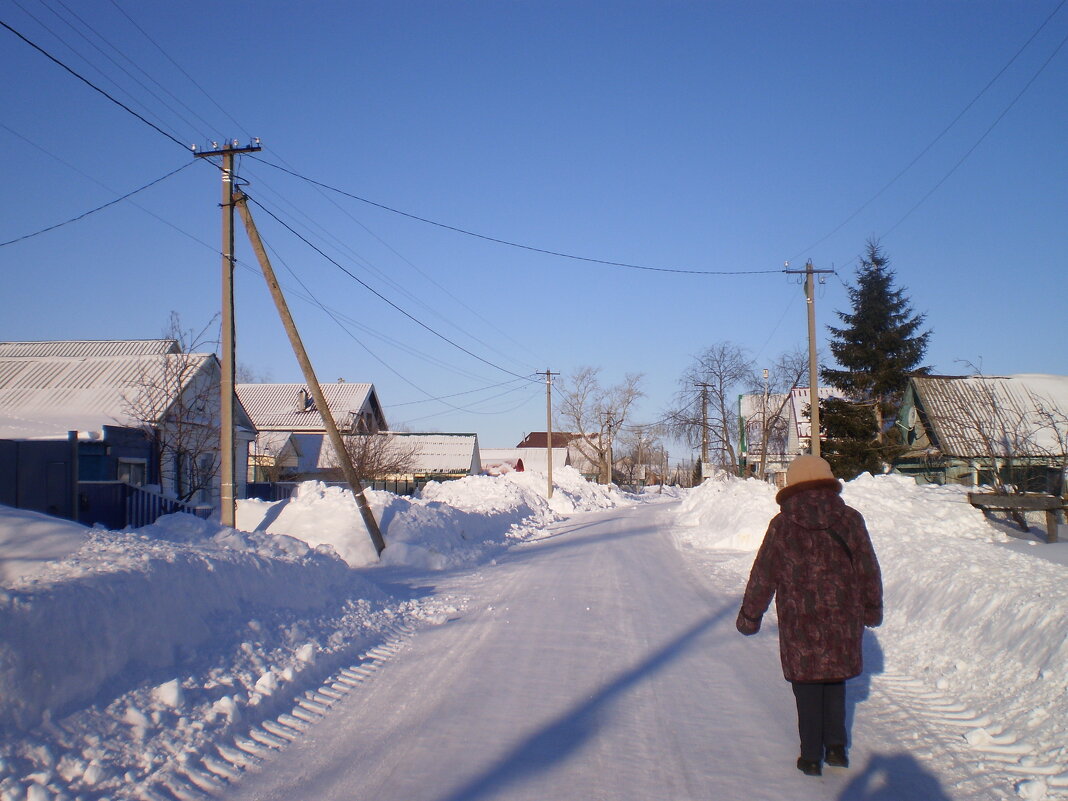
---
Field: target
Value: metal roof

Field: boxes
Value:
[318,432,480,473]
[236,382,379,431]
[0,352,216,438]
[912,374,1068,457]
[0,340,179,358]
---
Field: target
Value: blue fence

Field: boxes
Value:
[78,481,212,529]
[246,478,422,503]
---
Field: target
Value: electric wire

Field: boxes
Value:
[243,193,538,382]
[242,160,544,368]
[0,17,190,150]
[34,0,217,142]
[249,157,783,277]
[789,0,1068,264]
[240,169,536,374]
[104,0,252,141]
[251,235,521,412]
[0,160,191,248]
[388,377,536,407]
[880,24,1068,239]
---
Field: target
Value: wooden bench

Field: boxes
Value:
[967,492,1064,543]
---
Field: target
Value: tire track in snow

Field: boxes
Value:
[132,622,419,801]
[870,670,1068,800]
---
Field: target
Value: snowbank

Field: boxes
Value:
[0,506,90,583]
[237,467,630,571]
[0,515,353,730]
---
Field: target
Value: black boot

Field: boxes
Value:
[797,757,822,776]
[825,745,849,768]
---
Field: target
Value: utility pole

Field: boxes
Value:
[539,369,559,498]
[694,382,711,473]
[193,139,261,527]
[233,190,386,555]
[785,260,833,457]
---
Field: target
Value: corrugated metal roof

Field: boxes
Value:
[0,340,179,358]
[913,374,1068,457]
[236,382,377,431]
[318,432,480,474]
[0,353,215,438]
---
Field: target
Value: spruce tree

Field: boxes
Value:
[820,240,930,477]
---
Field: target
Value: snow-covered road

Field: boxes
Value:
[225,500,968,801]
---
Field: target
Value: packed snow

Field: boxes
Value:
[0,465,1066,800]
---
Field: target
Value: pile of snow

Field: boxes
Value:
[0,506,90,583]
[237,467,630,571]
[674,472,1068,795]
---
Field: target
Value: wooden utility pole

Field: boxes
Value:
[695,382,710,469]
[233,191,386,555]
[785,260,834,457]
[539,369,559,498]
[194,140,260,527]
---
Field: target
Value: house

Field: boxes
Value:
[0,339,255,524]
[517,432,599,480]
[237,381,388,482]
[739,387,845,485]
[318,432,481,485]
[893,374,1068,494]
[480,447,570,475]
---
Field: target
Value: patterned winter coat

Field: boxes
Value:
[736,478,882,682]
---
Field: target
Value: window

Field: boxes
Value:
[117,458,147,487]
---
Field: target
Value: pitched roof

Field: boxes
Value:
[0,340,179,358]
[236,382,380,432]
[480,447,570,473]
[0,352,216,439]
[318,432,480,474]
[516,431,583,449]
[911,374,1068,457]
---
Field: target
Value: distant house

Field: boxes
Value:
[480,447,570,475]
[319,432,481,484]
[517,432,599,480]
[0,339,255,523]
[739,387,845,485]
[238,381,388,481]
[894,374,1068,494]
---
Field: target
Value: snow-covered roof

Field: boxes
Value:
[0,340,179,358]
[237,382,383,432]
[911,374,1068,457]
[0,352,216,440]
[318,432,481,474]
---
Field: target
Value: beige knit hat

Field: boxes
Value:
[785,454,835,486]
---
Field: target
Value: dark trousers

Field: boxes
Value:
[791,681,846,762]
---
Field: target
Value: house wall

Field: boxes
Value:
[0,438,78,520]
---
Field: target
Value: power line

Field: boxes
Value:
[105,0,252,141]
[0,161,191,247]
[881,24,1068,238]
[1,17,190,150]
[243,193,537,382]
[794,0,1068,263]
[250,157,783,277]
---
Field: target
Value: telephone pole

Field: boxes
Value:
[193,139,261,527]
[538,369,559,498]
[694,382,711,468]
[785,260,833,457]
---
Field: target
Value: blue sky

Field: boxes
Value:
[2,1,1066,453]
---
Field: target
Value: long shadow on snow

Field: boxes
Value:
[431,603,736,801]
[838,752,953,800]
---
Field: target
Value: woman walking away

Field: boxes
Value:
[736,455,882,777]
